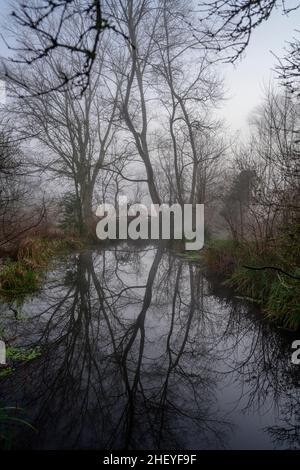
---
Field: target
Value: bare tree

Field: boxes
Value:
[105,0,225,206]
[6,37,120,237]
[105,0,164,204]
[151,0,224,207]
[200,0,300,62]
[1,0,130,95]
[219,86,300,280]
[0,120,45,253]
[276,33,300,95]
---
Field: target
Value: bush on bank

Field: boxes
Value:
[204,239,300,330]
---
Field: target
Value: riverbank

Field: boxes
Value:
[203,239,300,330]
[0,234,83,303]
[1,234,299,330]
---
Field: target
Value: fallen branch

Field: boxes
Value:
[243,265,300,281]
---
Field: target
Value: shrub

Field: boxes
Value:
[0,261,39,301]
[204,238,300,330]
[266,273,300,330]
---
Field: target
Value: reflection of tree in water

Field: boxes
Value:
[207,275,300,449]
[264,394,300,450]
[0,245,299,449]
[0,246,229,449]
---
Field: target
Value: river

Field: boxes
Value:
[0,243,299,449]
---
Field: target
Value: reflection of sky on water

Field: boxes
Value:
[0,244,299,450]
[0,79,5,105]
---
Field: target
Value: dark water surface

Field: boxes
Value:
[0,244,299,449]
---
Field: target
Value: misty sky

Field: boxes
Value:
[0,0,299,136]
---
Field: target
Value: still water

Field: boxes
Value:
[0,244,299,449]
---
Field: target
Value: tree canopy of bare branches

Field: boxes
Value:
[200,0,300,62]
[2,0,129,95]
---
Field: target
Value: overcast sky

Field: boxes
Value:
[218,5,300,137]
[0,0,299,136]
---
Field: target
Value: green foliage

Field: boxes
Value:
[204,237,300,330]
[6,346,41,363]
[220,169,256,240]
[0,261,40,302]
[0,346,42,378]
[0,366,15,378]
[59,192,81,233]
[266,273,300,330]
[0,235,81,302]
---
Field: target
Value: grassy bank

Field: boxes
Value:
[0,235,82,303]
[0,235,75,446]
[203,239,300,330]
